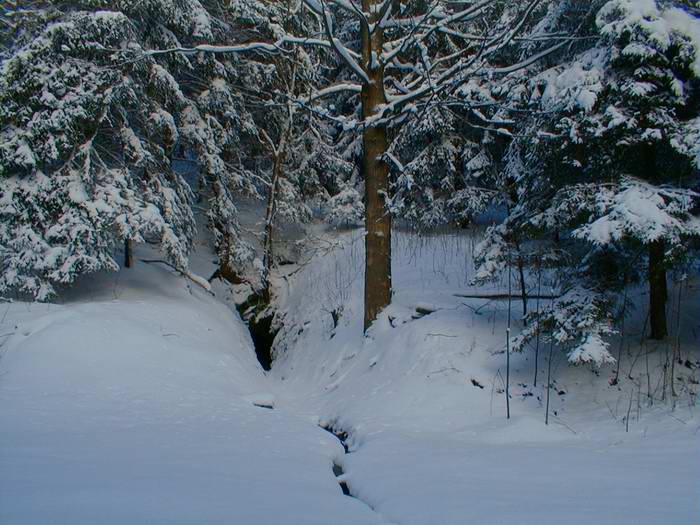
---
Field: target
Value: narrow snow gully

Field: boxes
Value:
[332,462,351,496]
[234,296,278,371]
[246,312,276,371]
[322,424,352,496]
[320,423,395,524]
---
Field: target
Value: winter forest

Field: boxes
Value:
[0,0,699,523]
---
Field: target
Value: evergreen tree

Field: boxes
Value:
[0,5,196,299]
[0,0,336,300]
[477,0,700,363]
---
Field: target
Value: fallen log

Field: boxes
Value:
[453,293,560,300]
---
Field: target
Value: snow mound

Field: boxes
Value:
[0,259,386,525]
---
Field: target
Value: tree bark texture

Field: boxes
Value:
[261,153,281,304]
[124,239,134,268]
[648,239,668,340]
[361,0,392,331]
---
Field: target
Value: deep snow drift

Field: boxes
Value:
[0,230,698,525]
[0,256,385,525]
[269,228,700,525]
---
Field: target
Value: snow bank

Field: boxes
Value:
[0,257,385,525]
[271,228,700,525]
[1,230,697,525]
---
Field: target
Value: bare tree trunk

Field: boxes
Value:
[514,238,527,320]
[361,0,392,331]
[124,239,134,268]
[261,154,281,304]
[648,240,667,340]
[533,266,542,387]
[259,65,295,305]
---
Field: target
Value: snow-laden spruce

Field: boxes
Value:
[475,0,700,362]
[0,9,194,299]
[0,1,347,300]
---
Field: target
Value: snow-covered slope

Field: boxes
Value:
[1,231,697,525]
[270,228,700,525]
[0,256,386,525]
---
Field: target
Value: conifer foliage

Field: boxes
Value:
[476,0,700,362]
[1,5,194,299]
[1,0,698,364]
[0,1,316,299]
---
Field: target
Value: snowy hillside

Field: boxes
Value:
[269,228,700,525]
[1,1,699,523]
[3,231,694,524]
[0,253,386,525]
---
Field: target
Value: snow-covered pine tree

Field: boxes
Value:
[385,1,609,236]
[578,0,700,339]
[0,5,195,299]
[477,0,700,364]
[458,1,604,319]
[0,0,320,300]
[387,104,499,229]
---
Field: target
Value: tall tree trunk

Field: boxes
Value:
[124,239,133,268]
[261,154,281,304]
[514,238,527,320]
[361,0,392,331]
[259,74,294,305]
[648,240,668,340]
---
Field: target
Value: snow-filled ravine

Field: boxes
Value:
[1,232,698,525]
[0,263,386,525]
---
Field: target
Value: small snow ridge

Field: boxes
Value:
[319,422,396,522]
[244,393,276,410]
[320,423,362,500]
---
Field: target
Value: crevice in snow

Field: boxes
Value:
[320,423,356,499]
[246,312,276,371]
[321,422,351,453]
[234,294,278,371]
[332,462,351,496]
[319,422,396,523]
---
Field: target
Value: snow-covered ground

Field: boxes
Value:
[0,255,385,525]
[1,230,698,524]
[270,229,700,525]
